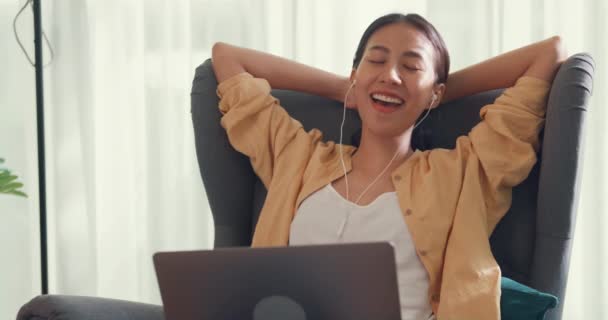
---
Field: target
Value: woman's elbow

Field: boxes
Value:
[212,42,231,59]
[548,36,568,65]
[211,42,245,83]
[525,36,568,81]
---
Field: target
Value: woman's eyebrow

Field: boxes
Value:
[368,45,424,60]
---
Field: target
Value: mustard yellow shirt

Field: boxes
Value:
[216,72,550,320]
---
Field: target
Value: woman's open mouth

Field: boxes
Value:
[370,93,404,114]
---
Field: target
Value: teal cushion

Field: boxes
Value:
[501,277,559,320]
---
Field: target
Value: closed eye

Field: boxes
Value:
[367,60,419,71]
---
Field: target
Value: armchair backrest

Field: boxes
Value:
[191,54,594,320]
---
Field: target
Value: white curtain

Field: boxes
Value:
[42,0,216,304]
[1,0,605,318]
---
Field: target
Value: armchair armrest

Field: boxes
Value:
[17,295,164,320]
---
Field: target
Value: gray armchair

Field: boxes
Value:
[17,53,594,320]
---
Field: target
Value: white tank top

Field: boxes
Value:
[289,183,435,320]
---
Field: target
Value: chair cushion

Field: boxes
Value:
[501,277,558,320]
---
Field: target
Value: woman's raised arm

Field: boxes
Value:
[211,42,348,101]
[442,36,568,103]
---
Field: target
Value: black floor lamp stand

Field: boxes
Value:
[33,0,48,295]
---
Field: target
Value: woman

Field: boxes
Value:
[211,13,566,320]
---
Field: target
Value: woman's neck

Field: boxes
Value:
[352,128,415,176]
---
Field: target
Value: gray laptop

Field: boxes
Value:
[153,242,402,320]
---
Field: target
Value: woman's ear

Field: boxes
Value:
[344,69,358,109]
[349,69,357,85]
[430,83,446,109]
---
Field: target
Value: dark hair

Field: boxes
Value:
[352,13,450,84]
[350,14,448,150]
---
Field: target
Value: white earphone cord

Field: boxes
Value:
[339,82,435,206]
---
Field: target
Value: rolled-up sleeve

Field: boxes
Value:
[216,72,310,188]
[466,76,551,226]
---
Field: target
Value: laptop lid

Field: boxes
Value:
[153,242,401,320]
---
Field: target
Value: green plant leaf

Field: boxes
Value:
[8,190,28,198]
[0,173,18,185]
[0,159,27,197]
[0,180,28,197]
[0,182,24,192]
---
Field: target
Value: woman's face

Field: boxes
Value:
[351,22,444,139]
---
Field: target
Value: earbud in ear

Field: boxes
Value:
[429,93,438,109]
[431,93,438,104]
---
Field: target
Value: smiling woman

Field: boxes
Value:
[346,21,444,142]
[211,12,565,320]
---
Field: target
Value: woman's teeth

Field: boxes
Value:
[371,93,404,107]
